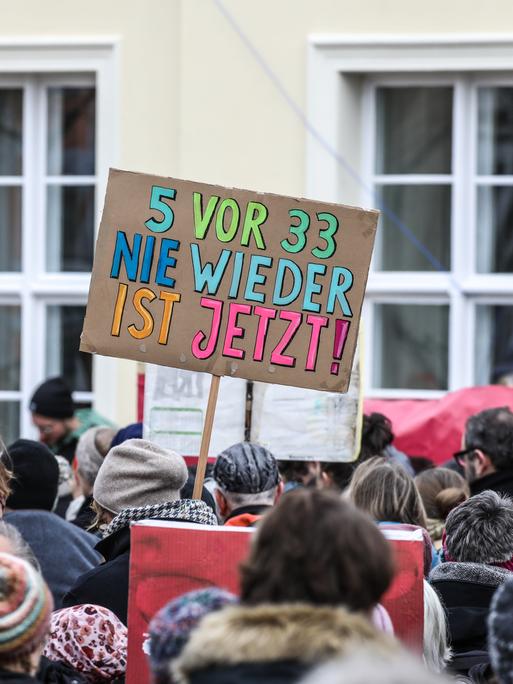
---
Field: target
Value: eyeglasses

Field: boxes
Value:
[453,447,477,468]
[35,423,58,435]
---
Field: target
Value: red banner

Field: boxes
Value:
[127,520,424,683]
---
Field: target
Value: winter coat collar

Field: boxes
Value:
[95,525,131,562]
[173,603,396,683]
[430,561,511,587]
[470,469,513,497]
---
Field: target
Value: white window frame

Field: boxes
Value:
[307,34,513,399]
[0,38,119,437]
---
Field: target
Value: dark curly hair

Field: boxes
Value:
[359,413,394,461]
[240,489,394,612]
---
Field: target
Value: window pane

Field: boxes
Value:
[0,402,20,445]
[376,87,452,174]
[376,185,451,271]
[0,89,22,176]
[0,186,21,271]
[46,185,94,272]
[476,186,513,273]
[478,87,513,175]
[475,305,513,385]
[46,305,91,392]
[0,307,21,390]
[373,303,449,390]
[47,87,95,176]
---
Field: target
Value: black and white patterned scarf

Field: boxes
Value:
[102,498,218,538]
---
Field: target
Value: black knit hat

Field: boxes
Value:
[214,442,279,494]
[29,377,74,419]
[6,439,59,511]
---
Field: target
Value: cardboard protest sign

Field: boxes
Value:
[143,364,246,455]
[251,343,362,461]
[127,519,423,683]
[81,169,378,393]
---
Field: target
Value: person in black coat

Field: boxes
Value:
[63,439,218,624]
[429,490,513,675]
[174,489,397,684]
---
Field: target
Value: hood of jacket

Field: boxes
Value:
[173,603,396,683]
[430,561,511,588]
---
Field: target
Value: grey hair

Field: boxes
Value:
[299,650,455,684]
[217,487,277,509]
[445,490,513,564]
[423,581,452,674]
[0,521,40,572]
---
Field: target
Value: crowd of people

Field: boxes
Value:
[1,376,513,682]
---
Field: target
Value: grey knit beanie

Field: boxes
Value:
[76,426,116,487]
[445,490,513,564]
[214,442,279,494]
[93,438,188,514]
[488,577,513,684]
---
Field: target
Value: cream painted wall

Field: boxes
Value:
[3,0,513,424]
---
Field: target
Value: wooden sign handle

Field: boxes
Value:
[192,374,221,499]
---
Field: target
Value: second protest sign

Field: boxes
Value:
[81,169,378,393]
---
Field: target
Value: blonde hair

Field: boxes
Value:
[349,458,428,529]
[415,468,469,521]
[423,580,452,674]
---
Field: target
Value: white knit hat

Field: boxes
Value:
[93,439,188,514]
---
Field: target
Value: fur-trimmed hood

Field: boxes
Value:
[173,603,396,683]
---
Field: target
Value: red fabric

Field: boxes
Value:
[364,386,513,465]
[224,513,262,527]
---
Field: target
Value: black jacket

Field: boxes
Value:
[71,495,96,532]
[0,669,39,683]
[174,603,395,684]
[62,526,131,625]
[430,561,511,674]
[470,469,513,498]
[37,657,87,683]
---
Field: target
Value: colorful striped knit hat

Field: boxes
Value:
[0,552,53,659]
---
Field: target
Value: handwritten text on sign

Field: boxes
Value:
[81,170,378,393]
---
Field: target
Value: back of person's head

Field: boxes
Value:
[29,376,74,419]
[320,461,355,492]
[423,581,451,674]
[0,447,11,515]
[6,439,59,511]
[349,458,428,529]
[109,421,142,449]
[465,407,513,471]
[488,576,513,684]
[359,413,394,461]
[240,489,394,612]
[148,588,238,684]
[93,438,189,516]
[214,442,280,505]
[43,604,127,682]
[415,467,470,520]
[445,490,513,564]
[299,651,454,684]
[75,426,116,489]
[0,551,53,675]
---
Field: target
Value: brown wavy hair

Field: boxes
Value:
[240,489,394,612]
[415,467,469,520]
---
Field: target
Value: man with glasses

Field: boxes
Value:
[454,406,513,497]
